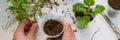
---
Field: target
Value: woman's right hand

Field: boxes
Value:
[62,21,76,40]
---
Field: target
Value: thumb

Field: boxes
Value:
[27,23,38,38]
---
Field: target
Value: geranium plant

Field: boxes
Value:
[73,0,105,28]
[6,0,44,22]
[6,0,44,33]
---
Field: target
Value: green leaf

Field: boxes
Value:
[16,13,25,21]
[6,0,10,2]
[6,0,41,22]
[84,0,95,6]
[40,0,44,2]
[76,16,90,28]
[19,0,30,4]
[93,5,105,13]
[7,6,15,12]
[91,5,105,17]
[21,3,30,9]
[73,3,86,14]
[91,12,97,17]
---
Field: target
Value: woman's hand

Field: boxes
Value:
[62,21,76,40]
[13,20,76,40]
[13,20,38,40]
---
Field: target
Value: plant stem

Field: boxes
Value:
[33,11,37,22]
[26,16,32,24]
[87,6,90,15]
[33,0,40,22]
[21,8,32,23]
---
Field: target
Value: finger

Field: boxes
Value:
[24,20,32,26]
[63,21,72,33]
[14,22,26,38]
[31,20,37,23]
[15,22,26,33]
[27,23,38,38]
[62,21,75,40]
[63,21,76,38]
[15,20,31,34]
[46,37,53,40]
[71,29,76,40]
[24,20,32,33]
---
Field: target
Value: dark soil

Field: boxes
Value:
[44,19,63,36]
[75,12,84,17]
[75,7,93,21]
[89,15,93,21]
[108,0,120,10]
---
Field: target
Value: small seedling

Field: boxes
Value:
[73,0,105,28]
[6,0,44,22]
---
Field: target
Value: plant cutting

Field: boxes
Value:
[73,0,105,28]
[6,0,44,22]
[6,0,44,32]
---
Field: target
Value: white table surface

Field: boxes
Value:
[0,0,118,40]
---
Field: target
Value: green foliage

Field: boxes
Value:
[40,0,44,2]
[94,5,105,13]
[6,0,10,2]
[16,13,25,21]
[84,0,95,6]
[73,3,87,14]
[6,0,30,21]
[73,0,105,28]
[6,0,43,22]
[76,16,90,28]
[91,5,105,17]
[7,6,15,12]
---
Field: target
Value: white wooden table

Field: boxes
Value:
[0,0,118,40]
